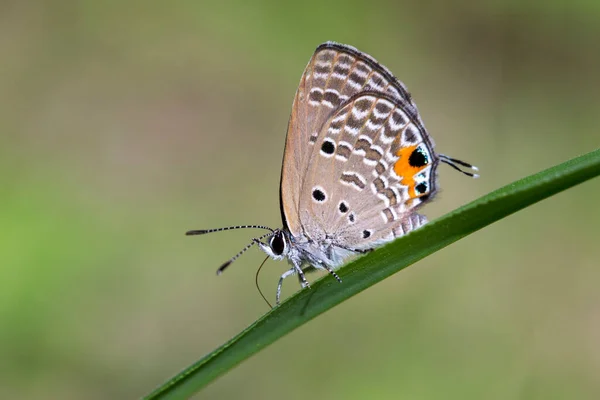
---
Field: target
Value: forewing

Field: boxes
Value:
[280,42,426,237]
[298,92,439,249]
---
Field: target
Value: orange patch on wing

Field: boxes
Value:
[393,145,428,198]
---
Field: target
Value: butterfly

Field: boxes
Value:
[188,42,478,305]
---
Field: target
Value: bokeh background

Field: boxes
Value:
[2,1,599,399]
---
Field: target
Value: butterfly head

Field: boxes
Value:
[185,225,292,275]
[267,229,289,259]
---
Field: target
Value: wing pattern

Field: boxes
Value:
[280,42,438,247]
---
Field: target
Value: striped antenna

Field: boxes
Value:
[186,225,274,236]
[439,154,480,178]
[215,231,274,275]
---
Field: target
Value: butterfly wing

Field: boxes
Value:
[280,42,429,238]
[298,92,439,251]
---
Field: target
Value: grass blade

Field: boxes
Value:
[146,148,600,399]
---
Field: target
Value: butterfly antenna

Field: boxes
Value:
[255,255,273,309]
[186,225,274,236]
[439,154,480,178]
[215,231,273,275]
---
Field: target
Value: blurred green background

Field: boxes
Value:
[1,1,599,399]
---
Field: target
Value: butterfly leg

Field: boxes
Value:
[276,261,311,305]
[317,261,342,283]
[276,268,297,305]
[294,262,310,289]
[337,246,373,254]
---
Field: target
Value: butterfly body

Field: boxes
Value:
[188,42,477,305]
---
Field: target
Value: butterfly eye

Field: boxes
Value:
[269,232,286,256]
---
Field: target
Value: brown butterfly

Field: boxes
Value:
[188,42,478,305]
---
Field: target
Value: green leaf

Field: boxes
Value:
[146,148,600,399]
